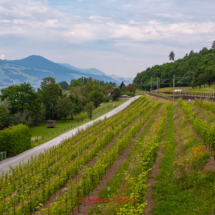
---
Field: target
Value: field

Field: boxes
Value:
[1,95,215,214]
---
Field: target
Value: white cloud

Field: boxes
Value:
[0,20,11,23]
[0,55,5,60]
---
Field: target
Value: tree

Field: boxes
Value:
[119,82,125,89]
[85,102,95,119]
[0,98,11,112]
[10,111,28,126]
[70,86,86,105]
[1,83,45,125]
[127,83,136,93]
[112,88,121,100]
[189,50,195,57]
[38,77,62,119]
[201,66,215,87]
[211,40,215,50]
[55,97,74,121]
[112,82,117,87]
[0,106,10,129]
[121,85,128,94]
[169,51,175,61]
[87,90,104,108]
[58,81,69,90]
[70,80,83,88]
[192,67,205,89]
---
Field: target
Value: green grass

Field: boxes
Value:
[29,119,78,137]
[29,99,128,147]
[93,100,127,115]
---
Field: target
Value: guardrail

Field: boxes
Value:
[162,91,215,98]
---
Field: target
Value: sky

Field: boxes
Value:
[0,0,215,78]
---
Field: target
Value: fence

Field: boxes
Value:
[0,151,6,161]
[31,104,120,144]
[162,91,215,99]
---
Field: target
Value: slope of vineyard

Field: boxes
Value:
[1,95,215,215]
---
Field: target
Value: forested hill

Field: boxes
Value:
[133,47,215,89]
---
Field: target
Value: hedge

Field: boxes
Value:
[0,124,31,157]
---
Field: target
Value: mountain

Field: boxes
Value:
[59,63,134,85]
[0,55,125,87]
[109,74,134,85]
[59,63,106,75]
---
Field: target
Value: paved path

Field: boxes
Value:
[0,96,140,173]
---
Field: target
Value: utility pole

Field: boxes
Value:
[151,76,152,94]
[157,77,158,95]
[173,75,175,102]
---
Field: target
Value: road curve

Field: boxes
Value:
[0,96,141,173]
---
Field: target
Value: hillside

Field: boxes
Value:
[134,47,215,89]
[0,55,127,86]
[59,63,106,75]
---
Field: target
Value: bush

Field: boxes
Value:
[126,92,135,97]
[0,124,31,157]
[73,111,88,122]
[105,96,111,102]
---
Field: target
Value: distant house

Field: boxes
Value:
[121,95,131,98]
[107,89,114,96]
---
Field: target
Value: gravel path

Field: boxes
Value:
[0,96,140,173]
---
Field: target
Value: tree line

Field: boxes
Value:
[134,41,215,90]
[0,77,136,130]
[58,77,117,90]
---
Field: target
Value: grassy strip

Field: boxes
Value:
[151,104,176,214]
[89,103,162,215]
[152,104,215,215]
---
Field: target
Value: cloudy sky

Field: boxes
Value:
[0,0,214,78]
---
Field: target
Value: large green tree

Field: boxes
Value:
[200,66,215,87]
[55,97,74,121]
[38,77,62,119]
[1,83,45,125]
[87,90,104,108]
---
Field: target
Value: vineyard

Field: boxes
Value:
[1,95,215,214]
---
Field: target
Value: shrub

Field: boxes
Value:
[105,96,111,102]
[73,111,88,122]
[0,124,31,157]
[126,92,135,97]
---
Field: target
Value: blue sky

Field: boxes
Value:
[0,0,215,78]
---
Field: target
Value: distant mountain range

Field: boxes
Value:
[0,55,133,87]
